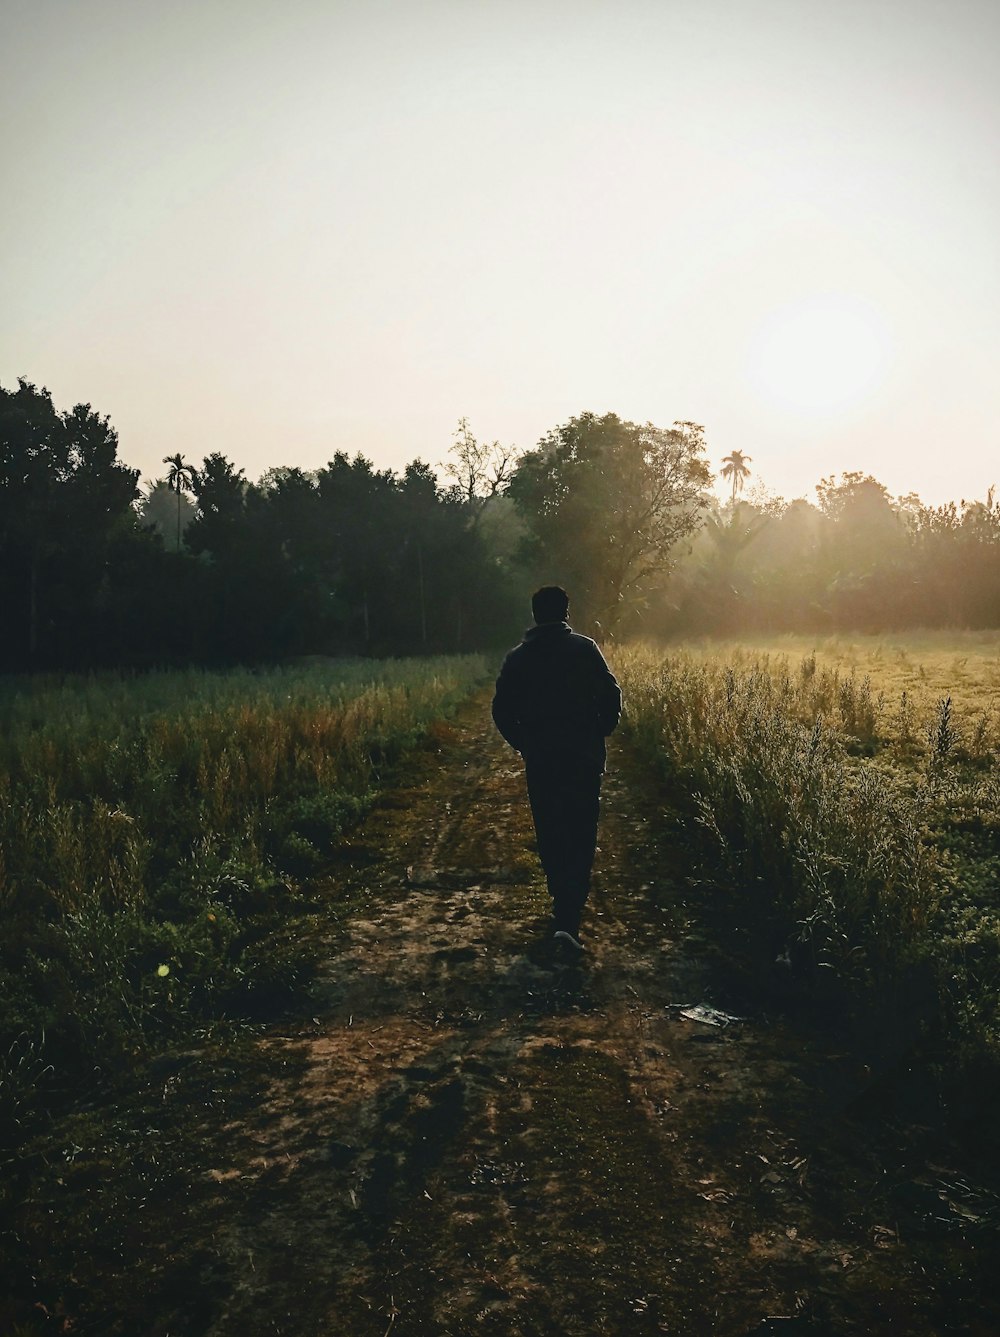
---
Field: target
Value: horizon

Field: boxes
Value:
[3,0,998,509]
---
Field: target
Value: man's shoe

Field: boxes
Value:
[553,929,584,951]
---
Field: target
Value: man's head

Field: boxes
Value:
[531,585,569,625]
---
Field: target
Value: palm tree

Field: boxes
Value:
[720,450,752,505]
[163,453,198,551]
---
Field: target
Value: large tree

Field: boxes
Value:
[185,452,247,559]
[509,412,711,631]
[444,417,520,524]
[317,452,399,648]
[0,378,139,664]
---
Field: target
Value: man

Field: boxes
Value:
[491,586,622,951]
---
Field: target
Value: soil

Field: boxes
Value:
[7,692,1000,1336]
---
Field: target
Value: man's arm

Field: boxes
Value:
[491,655,526,751]
[592,644,622,736]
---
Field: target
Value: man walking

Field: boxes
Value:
[491,586,622,951]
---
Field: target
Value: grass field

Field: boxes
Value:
[614,631,1000,1085]
[0,656,487,1149]
[5,632,999,1156]
[669,630,1000,747]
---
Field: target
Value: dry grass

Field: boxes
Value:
[672,630,1000,752]
[613,634,1000,1078]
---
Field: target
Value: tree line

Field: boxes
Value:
[2,376,997,670]
[662,474,1000,638]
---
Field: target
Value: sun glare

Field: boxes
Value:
[745,295,893,417]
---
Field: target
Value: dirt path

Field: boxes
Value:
[40,693,997,1336]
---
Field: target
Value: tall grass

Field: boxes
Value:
[615,641,1000,1077]
[0,656,486,1145]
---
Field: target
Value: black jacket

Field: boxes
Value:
[491,622,622,771]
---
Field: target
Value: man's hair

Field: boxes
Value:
[531,585,569,624]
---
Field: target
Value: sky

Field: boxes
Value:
[3,0,999,506]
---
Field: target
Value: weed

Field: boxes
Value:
[896,690,917,751]
[929,696,957,773]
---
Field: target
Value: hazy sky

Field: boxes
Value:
[3,0,998,504]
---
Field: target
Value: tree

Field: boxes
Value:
[251,466,330,653]
[140,479,195,551]
[814,472,908,629]
[317,452,398,648]
[185,453,247,560]
[906,488,1000,627]
[509,412,711,631]
[163,453,198,552]
[704,501,769,575]
[398,460,443,648]
[720,450,752,505]
[0,378,140,664]
[685,502,770,633]
[444,418,520,522]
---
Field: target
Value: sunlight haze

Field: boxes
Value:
[3,0,998,505]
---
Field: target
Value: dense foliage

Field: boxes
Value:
[0,381,523,669]
[0,379,140,666]
[657,477,1000,638]
[509,413,711,630]
[4,376,1000,672]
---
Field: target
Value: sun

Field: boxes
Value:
[745,294,893,417]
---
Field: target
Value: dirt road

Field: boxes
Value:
[20,693,998,1335]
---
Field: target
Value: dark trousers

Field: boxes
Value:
[524,757,602,935]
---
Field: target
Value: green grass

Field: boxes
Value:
[0,655,487,1149]
[613,635,1000,1083]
